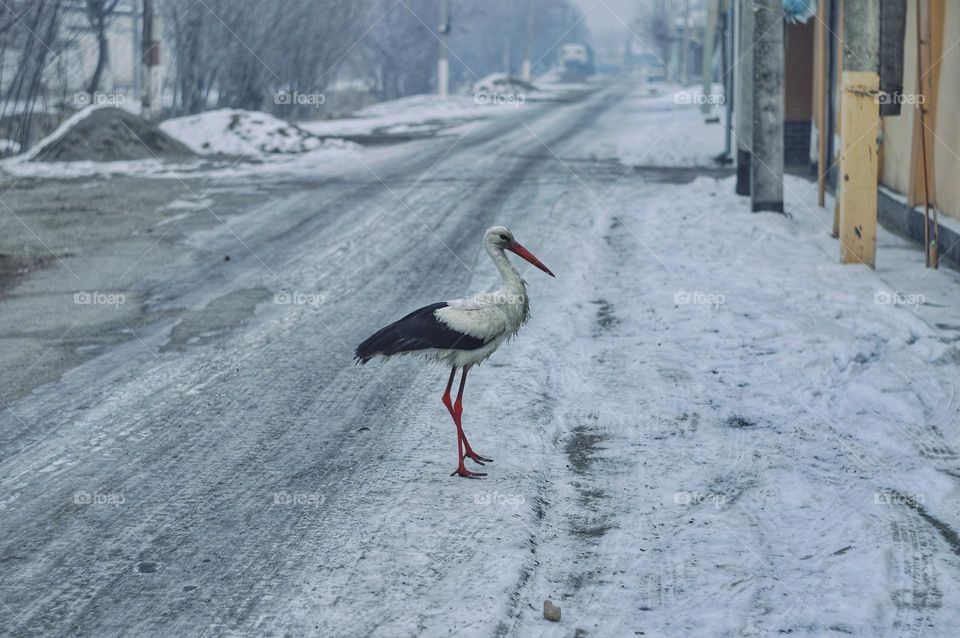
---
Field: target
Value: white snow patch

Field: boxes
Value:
[0,139,21,154]
[471,73,536,100]
[0,158,205,179]
[299,93,518,138]
[160,108,356,156]
[574,81,727,167]
[164,197,213,211]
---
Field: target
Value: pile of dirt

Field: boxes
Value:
[27,107,195,162]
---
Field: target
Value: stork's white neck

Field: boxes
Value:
[486,242,526,294]
[483,238,531,331]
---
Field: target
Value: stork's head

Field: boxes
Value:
[484,226,555,277]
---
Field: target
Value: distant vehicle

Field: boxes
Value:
[636,53,666,82]
[560,43,595,82]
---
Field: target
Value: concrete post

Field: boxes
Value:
[522,0,533,81]
[750,0,784,213]
[438,0,450,97]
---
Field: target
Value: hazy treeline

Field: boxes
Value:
[350,0,589,102]
[0,0,589,148]
[163,0,589,114]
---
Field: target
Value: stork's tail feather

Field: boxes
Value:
[353,321,432,364]
[354,326,396,364]
[354,303,446,364]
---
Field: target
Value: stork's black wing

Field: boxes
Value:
[354,302,486,364]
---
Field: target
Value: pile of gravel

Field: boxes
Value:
[29,107,194,162]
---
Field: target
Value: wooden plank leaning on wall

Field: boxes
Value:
[910,0,943,268]
[838,0,881,267]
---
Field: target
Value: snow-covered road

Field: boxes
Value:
[3,80,960,637]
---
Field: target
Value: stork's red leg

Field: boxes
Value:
[442,367,487,478]
[451,367,493,466]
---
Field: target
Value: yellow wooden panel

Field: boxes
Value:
[839,71,880,267]
[931,0,960,221]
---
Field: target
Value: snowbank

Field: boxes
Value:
[470,73,537,100]
[160,109,353,156]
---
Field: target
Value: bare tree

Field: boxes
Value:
[350,0,438,101]
[84,0,121,93]
[165,0,216,115]
[0,0,65,151]
[164,0,365,116]
[638,1,674,80]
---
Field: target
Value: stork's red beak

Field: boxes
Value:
[507,241,555,277]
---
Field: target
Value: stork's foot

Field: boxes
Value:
[451,464,487,479]
[464,449,493,465]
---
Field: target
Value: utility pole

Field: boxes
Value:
[664,1,674,83]
[132,0,141,99]
[750,0,784,213]
[837,0,880,266]
[521,0,533,82]
[702,0,718,118]
[734,0,753,195]
[723,0,735,159]
[438,0,450,97]
[141,0,160,121]
[815,0,828,207]
[680,0,691,85]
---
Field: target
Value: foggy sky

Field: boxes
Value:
[571,0,640,38]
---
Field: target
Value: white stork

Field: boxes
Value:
[355,226,555,478]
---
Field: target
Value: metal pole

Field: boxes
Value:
[680,0,691,85]
[816,0,828,207]
[734,0,754,195]
[723,0,734,159]
[702,0,719,117]
[522,0,533,81]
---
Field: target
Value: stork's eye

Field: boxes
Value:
[498,234,509,241]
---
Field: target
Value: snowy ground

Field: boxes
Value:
[2,78,960,636]
[299,87,570,142]
[579,82,727,167]
[299,94,502,138]
[299,75,582,142]
[509,173,960,636]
